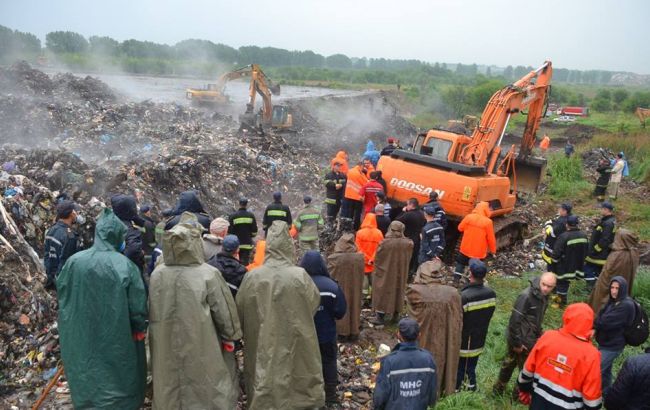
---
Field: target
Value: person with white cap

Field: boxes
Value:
[202,217,229,261]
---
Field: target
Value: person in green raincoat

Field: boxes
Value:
[57,208,147,410]
[149,215,242,410]
[237,220,325,410]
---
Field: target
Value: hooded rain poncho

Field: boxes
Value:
[57,208,147,410]
[237,221,324,410]
[355,213,384,274]
[328,233,365,338]
[149,222,242,410]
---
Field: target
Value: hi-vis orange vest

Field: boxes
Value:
[344,165,368,202]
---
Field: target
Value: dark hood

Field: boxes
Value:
[529,276,542,299]
[111,194,144,226]
[333,233,357,253]
[174,190,206,214]
[610,276,629,302]
[299,250,330,278]
[612,229,638,251]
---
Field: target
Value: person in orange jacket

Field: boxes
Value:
[355,213,384,303]
[517,303,602,410]
[453,202,496,285]
[331,151,349,175]
[246,239,266,271]
[342,162,369,230]
[539,135,550,154]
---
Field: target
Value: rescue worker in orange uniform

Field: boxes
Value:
[539,135,551,154]
[517,303,602,410]
[341,162,369,230]
[453,202,497,285]
[355,213,384,302]
[331,151,349,175]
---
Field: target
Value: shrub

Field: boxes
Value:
[546,154,591,199]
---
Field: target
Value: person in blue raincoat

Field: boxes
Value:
[57,208,147,410]
[364,140,381,168]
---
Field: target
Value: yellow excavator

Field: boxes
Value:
[238,64,292,131]
[185,65,257,106]
[636,107,650,128]
[447,115,478,134]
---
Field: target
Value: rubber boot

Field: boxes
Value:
[325,383,340,405]
[370,311,385,326]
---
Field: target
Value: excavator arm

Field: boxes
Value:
[245,64,280,123]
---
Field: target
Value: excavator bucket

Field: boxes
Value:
[513,156,546,194]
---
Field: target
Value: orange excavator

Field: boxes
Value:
[378,61,553,248]
[238,64,292,131]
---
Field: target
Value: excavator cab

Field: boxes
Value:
[271,105,293,129]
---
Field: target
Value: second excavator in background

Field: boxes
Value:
[378,61,553,250]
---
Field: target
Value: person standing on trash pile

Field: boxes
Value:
[517,303,602,410]
[43,200,81,289]
[457,260,496,392]
[564,139,575,158]
[324,160,347,224]
[208,234,249,298]
[608,153,626,200]
[355,213,384,303]
[164,190,211,231]
[149,218,242,410]
[594,276,635,393]
[371,220,413,326]
[374,203,391,235]
[300,251,347,408]
[380,137,400,157]
[551,215,588,308]
[539,134,550,155]
[227,197,257,265]
[111,194,146,273]
[406,260,462,397]
[359,171,384,218]
[424,191,447,229]
[237,221,325,410]
[331,150,349,175]
[57,208,147,410]
[397,198,427,278]
[262,191,292,236]
[454,201,496,286]
[294,194,324,253]
[202,217,228,261]
[588,228,639,314]
[541,202,572,271]
[594,158,612,201]
[604,347,650,410]
[341,161,369,231]
[138,204,157,259]
[373,318,438,410]
[418,205,446,265]
[364,140,381,168]
[584,201,617,292]
[493,272,556,397]
[328,233,365,343]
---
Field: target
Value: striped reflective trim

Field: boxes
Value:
[585,256,606,265]
[463,298,496,312]
[267,210,287,217]
[567,238,588,246]
[459,347,483,358]
[387,367,436,378]
[555,272,578,280]
[299,236,319,241]
[239,244,253,250]
[596,226,603,231]
[227,283,238,291]
[320,292,337,298]
[583,397,603,408]
[425,226,443,234]
[299,213,321,221]
[45,235,63,246]
[542,252,553,264]
[532,374,602,409]
[518,367,534,384]
[233,217,253,225]
[324,198,337,205]
[593,244,602,252]
[155,227,165,233]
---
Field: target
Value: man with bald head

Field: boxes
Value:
[493,272,556,396]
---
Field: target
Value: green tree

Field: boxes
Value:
[325,54,352,69]
[442,85,469,117]
[612,89,629,104]
[595,89,611,101]
[469,80,505,112]
[46,31,88,54]
[591,97,612,112]
[89,36,119,56]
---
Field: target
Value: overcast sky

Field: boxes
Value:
[1,0,648,74]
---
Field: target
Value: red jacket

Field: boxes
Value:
[359,180,384,214]
[355,213,384,274]
[458,202,497,259]
[518,303,602,410]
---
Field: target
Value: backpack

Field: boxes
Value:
[624,298,649,347]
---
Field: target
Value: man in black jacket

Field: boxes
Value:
[605,347,650,410]
[396,198,426,277]
[207,235,248,298]
[594,276,636,393]
[584,201,617,292]
[323,161,347,223]
[164,191,211,231]
[227,197,258,265]
[541,203,572,270]
[138,205,157,257]
[457,260,496,392]
[424,191,447,229]
[43,200,81,289]
[262,191,292,236]
[418,205,445,264]
[111,194,145,273]
[551,215,589,308]
[493,272,556,396]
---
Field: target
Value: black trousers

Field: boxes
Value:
[238,248,252,266]
[342,198,363,230]
[319,341,338,386]
[326,199,342,219]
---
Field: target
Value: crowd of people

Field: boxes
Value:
[38,137,648,410]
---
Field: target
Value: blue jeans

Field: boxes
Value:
[456,356,479,391]
[599,347,623,393]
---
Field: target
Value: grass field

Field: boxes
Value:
[435,268,650,409]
